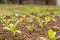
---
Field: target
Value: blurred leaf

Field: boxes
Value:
[48,29,56,40]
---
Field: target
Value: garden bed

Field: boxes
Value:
[0,5,60,40]
[0,14,60,40]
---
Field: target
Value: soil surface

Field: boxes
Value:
[0,15,60,40]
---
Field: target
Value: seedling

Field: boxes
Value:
[11,16,17,21]
[2,19,11,27]
[3,23,21,36]
[19,18,23,25]
[36,17,41,21]
[48,29,56,40]
[44,16,50,24]
[39,20,44,27]
[30,15,35,19]
[26,17,33,22]
[20,14,26,18]
[26,15,35,23]
[3,20,21,36]
[26,25,33,31]
[9,15,16,22]
[37,17,44,26]
[1,16,5,21]
[51,15,56,22]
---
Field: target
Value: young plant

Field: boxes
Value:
[51,15,56,22]
[39,20,44,26]
[48,29,56,40]
[37,17,44,26]
[26,15,35,23]
[26,17,33,22]
[11,16,17,21]
[36,17,41,21]
[3,20,21,36]
[20,14,26,18]
[44,16,50,24]
[1,16,5,21]
[3,23,21,36]
[19,18,23,25]
[2,19,11,27]
[26,25,33,31]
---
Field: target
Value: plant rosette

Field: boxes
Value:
[44,16,50,25]
[2,19,11,27]
[3,23,21,36]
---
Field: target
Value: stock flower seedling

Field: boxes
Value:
[51,15,57,22]
[48,29,56,40]
[19,18,23,25]
[20,14,26,18]
[1,16,6,21]
[39,20,44,27]
[37,17,44,26]
[26,17,33,22]
[3,23,21,36]
[2,19,11,27]
[3,20,21,36]
[26,25,33,31]
[44,16,50,24]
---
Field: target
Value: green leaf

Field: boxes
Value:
[26,25,33,31]
[19,18,23,24]
[48,29,56,40]
[36,17,41,21]
[3,19,11,27]
[39,20,44,26]
[15,20,20,25]
[26,17,33,22]
[10,25,16,31]
[45,16,50,24]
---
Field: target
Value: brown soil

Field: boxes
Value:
[0,15,60,40]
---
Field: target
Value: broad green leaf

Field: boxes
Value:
[11,25,16,31]
[48,29,56,40]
